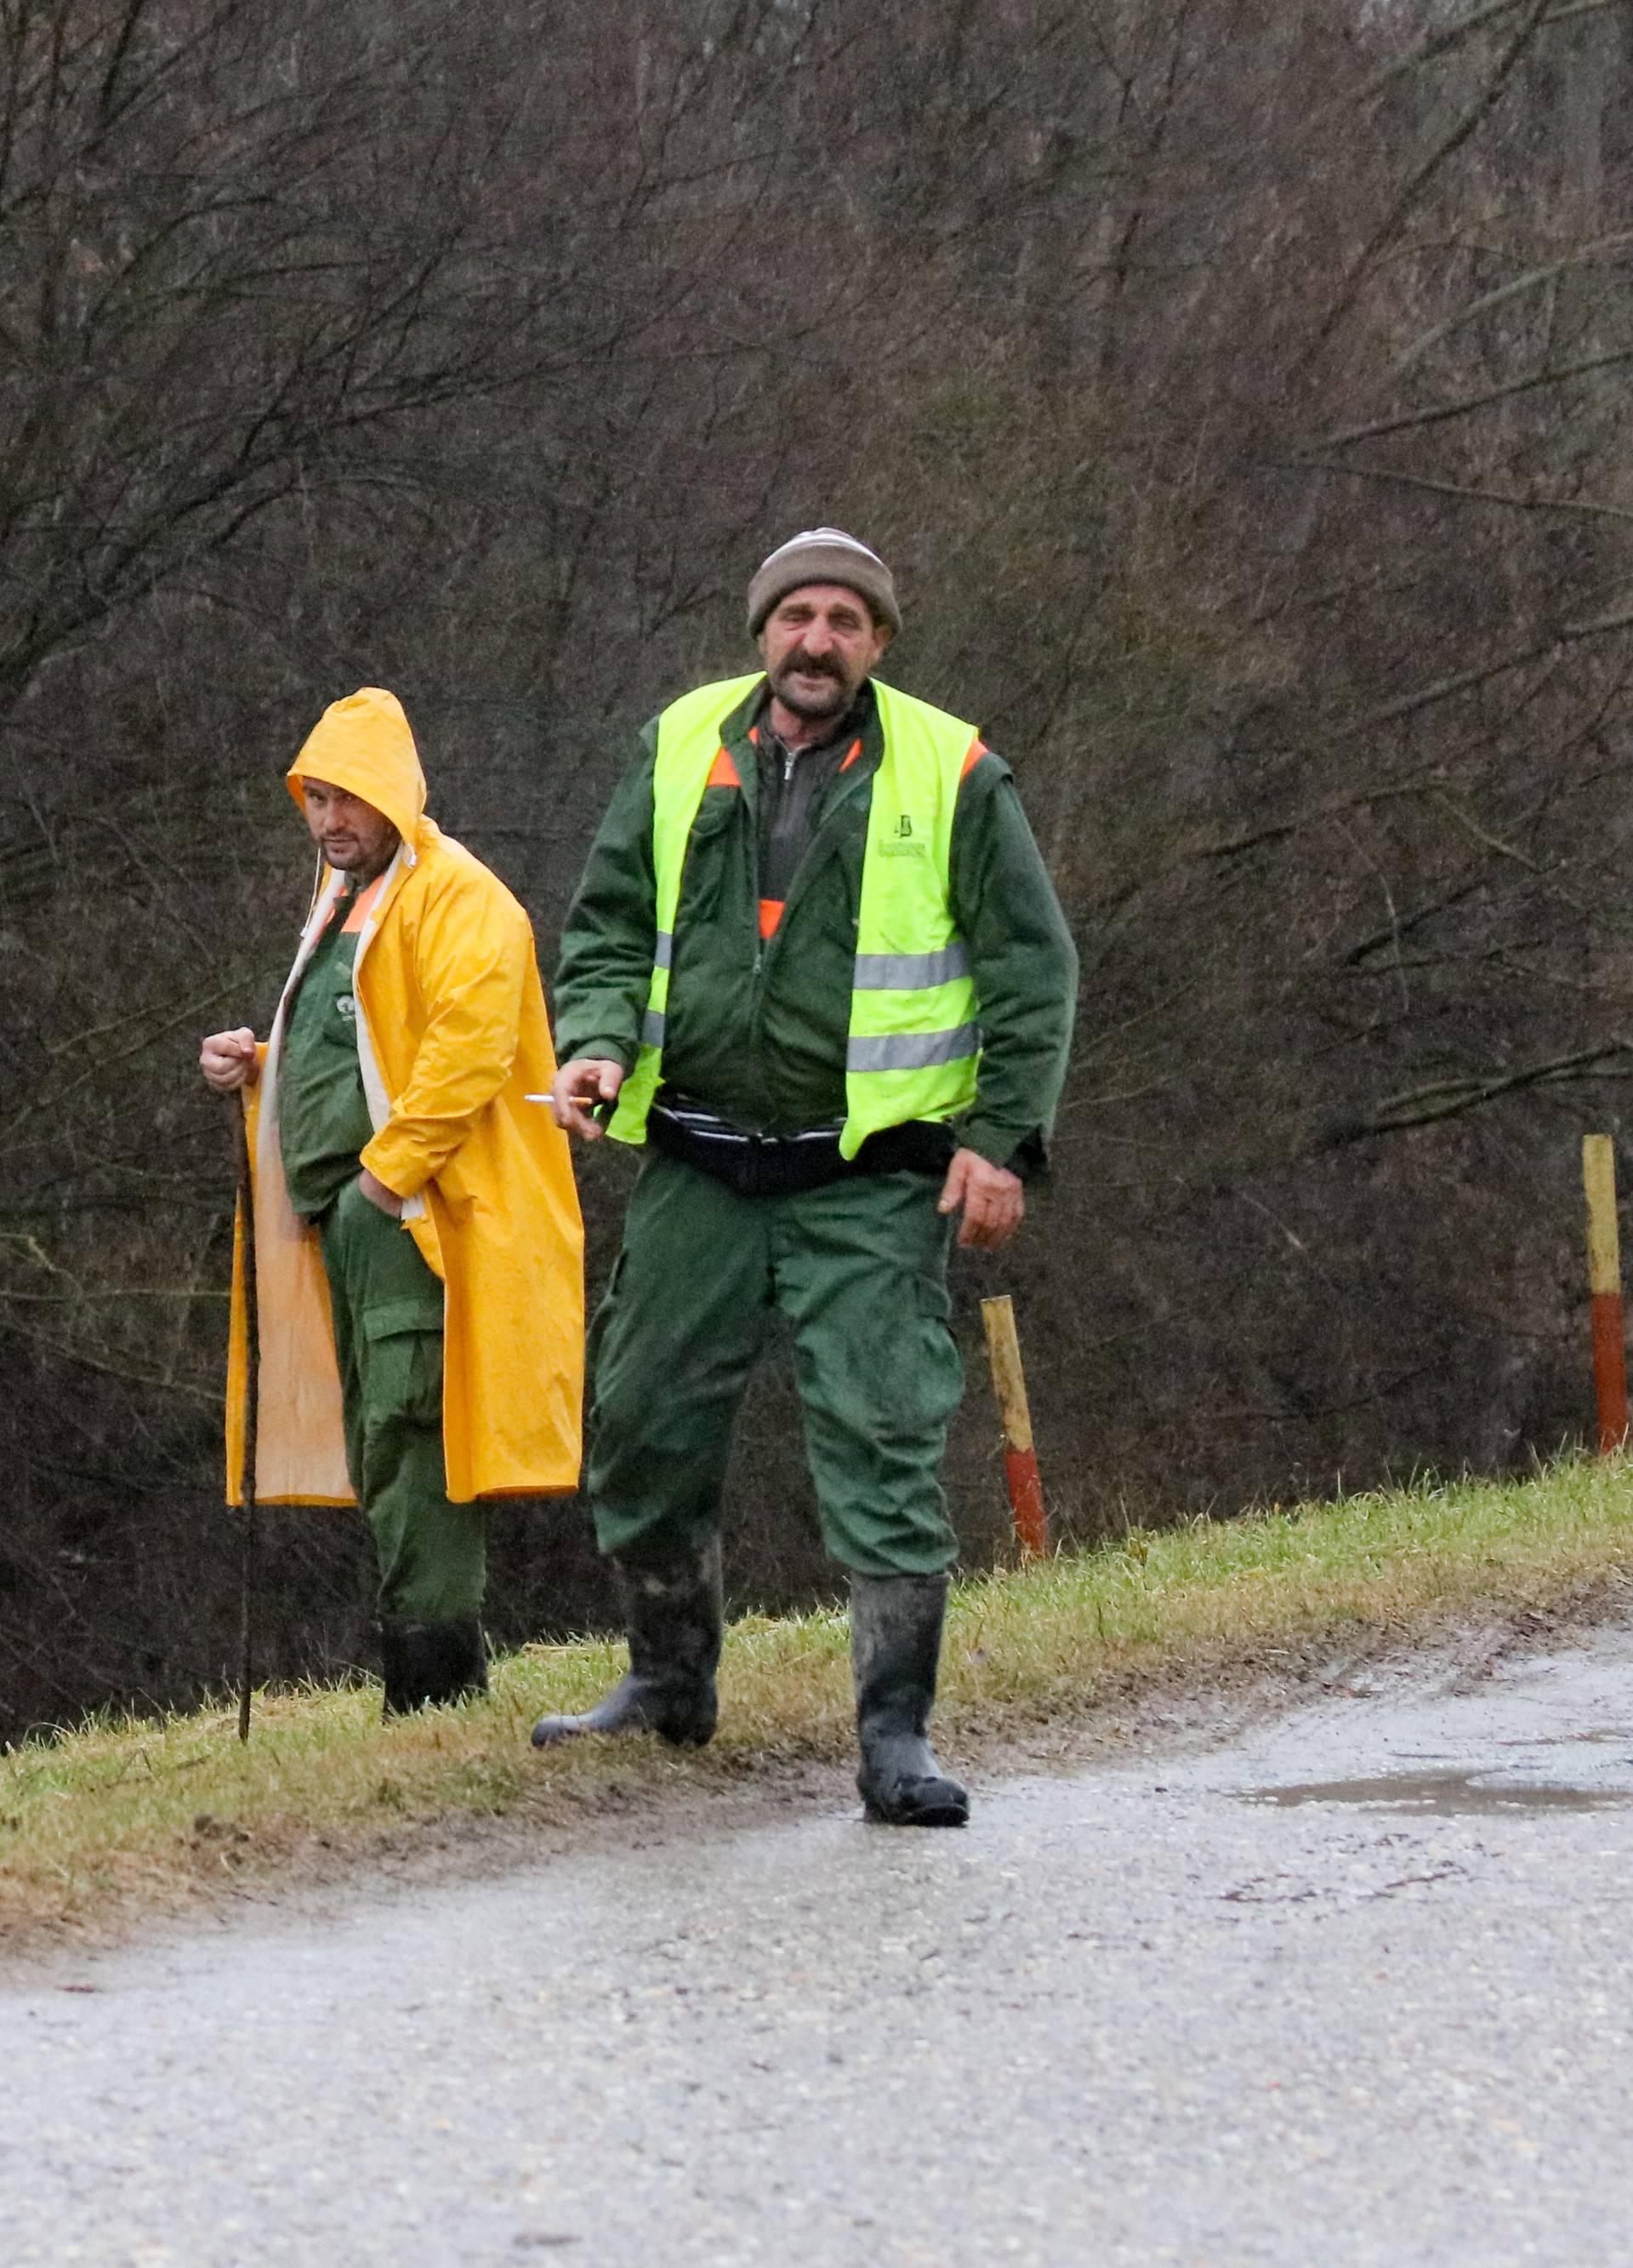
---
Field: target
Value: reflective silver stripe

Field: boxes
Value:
[846,1023,981,1074]
[640,1008,667,1048]
[852,943,970,991]
[654,931,674,971]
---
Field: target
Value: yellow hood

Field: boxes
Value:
[287,687,427,852]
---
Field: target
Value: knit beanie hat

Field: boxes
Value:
[747,527,901,636]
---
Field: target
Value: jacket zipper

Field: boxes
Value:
[736,726,880,1131]
[754,744,799,977]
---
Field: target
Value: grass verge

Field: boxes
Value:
[4,1456,1631,1943]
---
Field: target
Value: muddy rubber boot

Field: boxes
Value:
[379,1616,489,1716]
[531,1535,722,1750]
[851,1573,969,1827]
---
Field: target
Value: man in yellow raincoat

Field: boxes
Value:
[202,687,583,1712]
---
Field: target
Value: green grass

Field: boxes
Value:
[4,1456,1631,1939]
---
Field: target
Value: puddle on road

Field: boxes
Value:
[1241,1771,1633,1817]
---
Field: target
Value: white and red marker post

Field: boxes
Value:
[1583,1135,1629,1456]
[981,1294,1048,1559]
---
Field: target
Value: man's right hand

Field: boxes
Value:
[201,1027,260,1094]
[551,1057,626,1140]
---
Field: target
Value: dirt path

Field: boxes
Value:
[8,1621,1633,2265]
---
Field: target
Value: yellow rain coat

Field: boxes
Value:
[226,688,583,1505]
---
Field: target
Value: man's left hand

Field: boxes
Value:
[937,1147,1024,1251]
[357,1168,404,1218]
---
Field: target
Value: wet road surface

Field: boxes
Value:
[8,1624,1633,2265]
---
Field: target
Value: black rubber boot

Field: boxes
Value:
[379,1615,489,1716]
[531,1535,722,1749]
[851,1573,969,1827]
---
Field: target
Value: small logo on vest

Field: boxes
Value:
[879,812,927,857]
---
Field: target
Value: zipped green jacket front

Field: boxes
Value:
[554,678,1078,1169]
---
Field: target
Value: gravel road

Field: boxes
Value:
[9,1622,1633,2267]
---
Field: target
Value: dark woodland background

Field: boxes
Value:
[3,0,1631,1741]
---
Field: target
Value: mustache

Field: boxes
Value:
[777,650,845,681]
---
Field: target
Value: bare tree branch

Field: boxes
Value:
[1283,457,1633,529]
[1306,0,1554,358]
[1320,1043,1633,1147]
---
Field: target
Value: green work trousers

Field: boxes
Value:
[589,1154,962,1579]
[318,1177,486,1621]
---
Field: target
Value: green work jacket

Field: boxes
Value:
[554,679,1078,1169]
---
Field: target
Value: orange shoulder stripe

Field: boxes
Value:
[960,736,988,780]
[706,746,742,789]
[340,873,387,934]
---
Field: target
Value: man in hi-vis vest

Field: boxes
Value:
[537,530,1076,1825]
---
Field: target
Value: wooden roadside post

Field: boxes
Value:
[1583,1135,1629,1456]
[981,1294,1048,1559]
[228,1091,260,1740]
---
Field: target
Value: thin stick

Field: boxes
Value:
[981,1294,1048,1559]
[1583,1136,1628,1455]
[229,1090,259,1740]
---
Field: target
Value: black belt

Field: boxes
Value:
[647,1092,954,1198]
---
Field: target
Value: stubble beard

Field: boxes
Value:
[322,835,397,885]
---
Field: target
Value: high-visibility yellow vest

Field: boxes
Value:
[608,675,983,1159]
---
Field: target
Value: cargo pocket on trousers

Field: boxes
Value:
[363,1296,446,1427]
